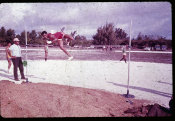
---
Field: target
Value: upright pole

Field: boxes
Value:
[25,26,28,79]
[125,19,134,98]
[23,15,29,83]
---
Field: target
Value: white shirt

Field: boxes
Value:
[9,44,22,57]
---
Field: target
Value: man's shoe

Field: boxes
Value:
[15,78,20,81]
[15,80,22,84]
[21,78,26,82]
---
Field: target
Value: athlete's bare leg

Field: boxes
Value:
[63,34,74,45]
[58,39,72,57]
[64,34,74,41]
[44,45,48,61]
[7,59,11,73]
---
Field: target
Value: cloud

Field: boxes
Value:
[0,3,33,25]
[0,2,172,39]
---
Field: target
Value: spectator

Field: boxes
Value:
[9,38,25,84]
[120,44,127,63]
[5,41,12,73]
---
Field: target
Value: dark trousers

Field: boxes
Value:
[120,55,127,63]
[11,57,25,80]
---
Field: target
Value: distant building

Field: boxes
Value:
[161,45,167,51]
[155,45,161,51]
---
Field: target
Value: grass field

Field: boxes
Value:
[0,47,172,64]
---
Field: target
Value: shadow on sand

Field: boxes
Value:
[0,68,45,81]
[108,82,172,98]
[0,69,8,73]
[26,75,46,80]
[157,80,172,86]
[0,73,14,80]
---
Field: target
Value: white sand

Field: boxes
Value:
[0,60,172,108]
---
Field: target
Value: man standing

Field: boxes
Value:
[120,44,127,63]
[9,38,25,84]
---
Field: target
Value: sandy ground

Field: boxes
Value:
[0,60,172,105]
[0,80,151,117]
[0,48,172,117]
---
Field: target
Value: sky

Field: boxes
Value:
[0,2,172,40]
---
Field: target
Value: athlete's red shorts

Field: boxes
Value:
[47,32,64,41]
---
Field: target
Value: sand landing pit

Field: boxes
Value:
[0,80,151,117]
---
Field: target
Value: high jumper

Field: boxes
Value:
[41,31,74,61]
